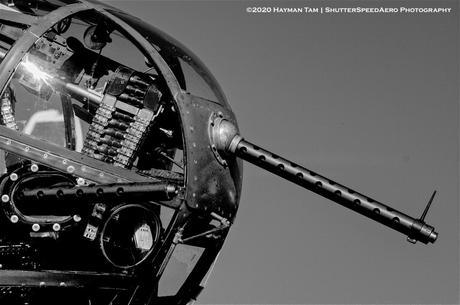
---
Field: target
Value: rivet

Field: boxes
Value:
[59,282,66,287]
[52,223,61,231]
[24,146,30,152]
[9,173,18,181]
[1,195,9,203]
[73,215,81,222]
[32,224,40,232]
[30,164,39,172]
[39,282,45,287]
[76,178,85,186]
[43,153,48,159]
[6,140,11,145]
[66,166,75,173]
[62,159,67,165]
[10,215,18,223]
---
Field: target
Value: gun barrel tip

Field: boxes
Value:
[429,230,438,243]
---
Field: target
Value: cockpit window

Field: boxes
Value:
[157,244,205,297]
[107,9,228,105]
[0,21,28,63]
[1,9,184,181]
[0,0,80,16]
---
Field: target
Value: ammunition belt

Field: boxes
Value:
[82,71,159,169]
[0,88,18,131]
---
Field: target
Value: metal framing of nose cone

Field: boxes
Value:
[0,1,243,304]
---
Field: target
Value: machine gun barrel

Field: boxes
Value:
[232,138,437,244]
[208,115,438,245]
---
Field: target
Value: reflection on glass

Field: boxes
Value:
[100,204,161,268]
[108,9,228,105]
[158,244,204,297]
[1,9,184,177]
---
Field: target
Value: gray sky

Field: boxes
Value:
[106,1,458,304]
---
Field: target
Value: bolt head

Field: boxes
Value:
[30,164,39,172]
[52,223,61,231]
[10,215,18,223]
[1,194,9,203]
[32,224,40,232]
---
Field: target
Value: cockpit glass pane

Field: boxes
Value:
[157,244,204,297]
[0,9,184,182]
[178,58,219,102]
[0,21,29,64]
[0,0,80,16]
[107,9,228,105]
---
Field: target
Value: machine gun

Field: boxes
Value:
[210,119,437,244]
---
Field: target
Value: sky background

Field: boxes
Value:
[105,1,459,304]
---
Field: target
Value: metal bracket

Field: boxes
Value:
[208,112,228,167]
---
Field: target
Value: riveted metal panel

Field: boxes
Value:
[175,93,242,220]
